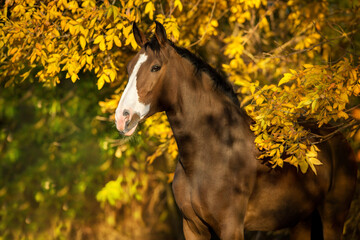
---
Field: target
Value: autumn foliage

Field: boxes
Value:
[1,0,360,239]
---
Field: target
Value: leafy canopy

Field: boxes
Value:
[1,0,360,174]
[1,0,360,238]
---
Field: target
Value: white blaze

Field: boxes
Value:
[116,53,150,121]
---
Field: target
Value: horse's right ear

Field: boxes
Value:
[155,21,167,46]
[133,22,147,48]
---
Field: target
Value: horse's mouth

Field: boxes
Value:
[123,113,140,136]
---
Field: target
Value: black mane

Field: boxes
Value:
[144,36,240,106]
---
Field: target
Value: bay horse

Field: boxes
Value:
[115,21,357,240]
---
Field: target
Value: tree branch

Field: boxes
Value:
[242,0,279,45]
[311,120,359,144]
[188,0,216,47]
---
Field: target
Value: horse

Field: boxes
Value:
[115,21,357,240]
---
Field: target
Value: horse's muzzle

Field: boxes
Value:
[115,109,140,136]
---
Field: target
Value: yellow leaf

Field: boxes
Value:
[109,69,116,82]
[308,161,317,175]
[340,92,349,103]
[20,70,31,81]
[80,36,86,50]
[114,36,122,47]
[107,5,113,19]
[289,69,297,74]
[112,6,119,19]
[95,66,100,74]
[97,76,105,90]
[94,35,104,44]
[123,25,132,38]
[284,156,298,166]
[103,74,110,83]
[105,33,114,42]
[86,55,93,64]
[125,33,137,49]
[255,96,265,105]
[116,23,123,30]
[325,105,333,112]
[30,54,37,64]
[337,111,349,119]
[71,73,78,83]
[107,40,113,50]
[145,2,155,20]
[299,143,307,150]
[299,160,308,174]
[89,17,96,28]
[242,99,254,111]
[298,99,312,108]
[275,157,283,168]
[80,56,86,67]
[306,150,317,158]
[167,172,175,183]
[278,73,293,86]
[9,47,18,55]
[211,19,218,27]
[99,40,106,51]
[308,157,322,165]
[269,149,277,157]
[175,0,183,11]
[69,24,76,35]
[311,99,318,113]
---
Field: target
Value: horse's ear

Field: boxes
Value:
[155,21,167,46]
[133,22,147,48]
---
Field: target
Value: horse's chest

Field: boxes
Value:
[173,166,249,223]
[172,166,215,218]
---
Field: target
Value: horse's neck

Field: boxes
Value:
[166,71,228,130]
[166,69,253,173]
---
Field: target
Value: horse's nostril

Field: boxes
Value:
[125,120,130,129]
[123,109,130,117]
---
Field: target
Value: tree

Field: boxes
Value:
[1,0,359,239]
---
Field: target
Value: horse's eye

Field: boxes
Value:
[151,65,161,72]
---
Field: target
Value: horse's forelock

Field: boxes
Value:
[144,36,162,52]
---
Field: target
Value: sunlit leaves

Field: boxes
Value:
[278,73,295,86]
[174,0,183,12]
[245,59,360,173]
[94,35,106,51]
[145,1,155,20]
[143,113,178,164]
[155,15,180,41]
[0,0,180,89]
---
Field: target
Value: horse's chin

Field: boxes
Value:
[124,123,138,136]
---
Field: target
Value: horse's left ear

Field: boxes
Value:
[133,22,147,47]
[155,21,167,46]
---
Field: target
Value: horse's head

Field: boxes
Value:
[115,22,171,135]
